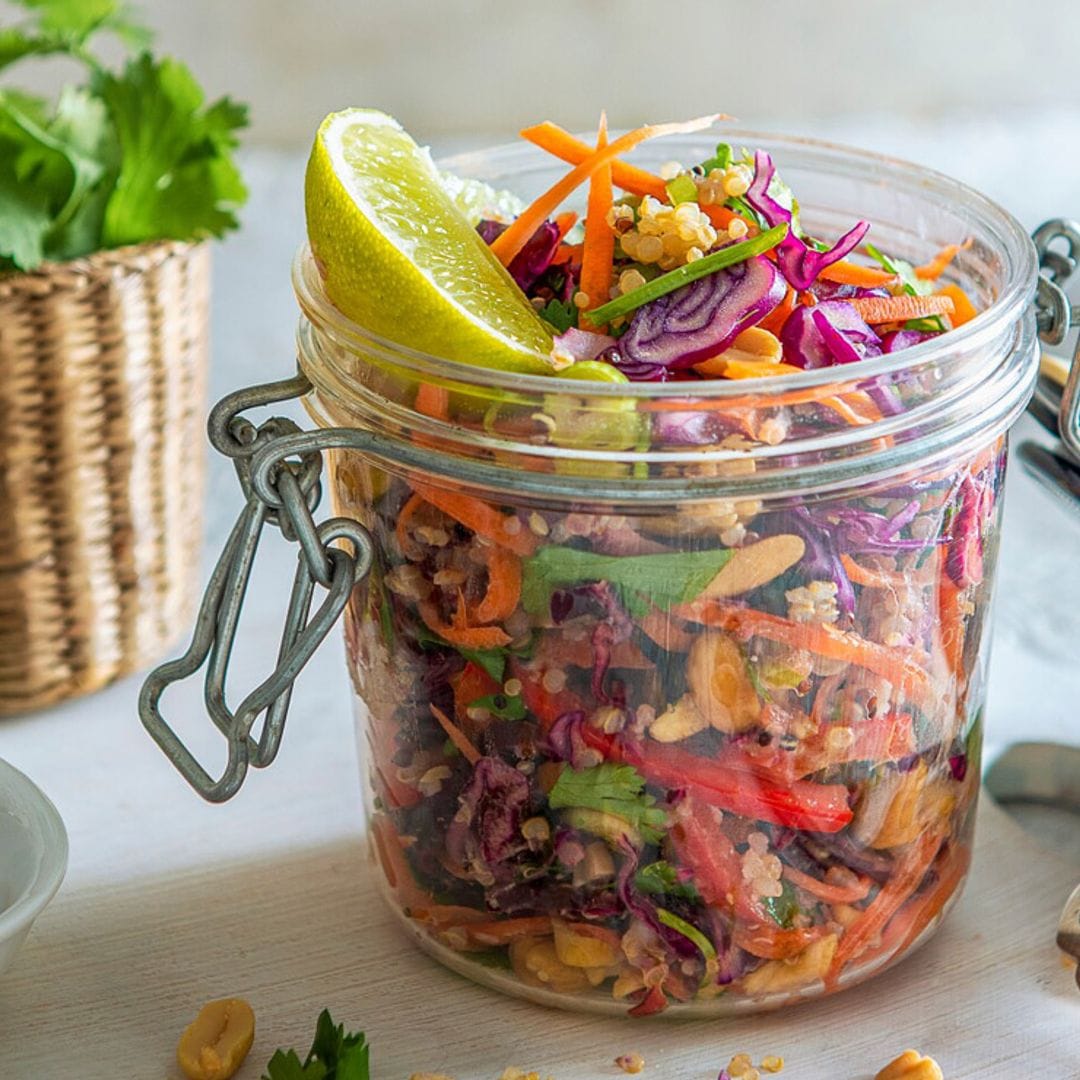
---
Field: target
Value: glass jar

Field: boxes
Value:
[296,133,1036,1016]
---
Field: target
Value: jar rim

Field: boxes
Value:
[293,127,1037,401]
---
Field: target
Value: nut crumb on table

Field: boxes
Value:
[875,1049,944,1080]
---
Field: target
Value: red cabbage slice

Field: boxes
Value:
[612,256,784,373]
[881,329,934,353]
[780,300,882,369]
[552,327,617,361]
[746,151,870,289]
[478,218,561,292]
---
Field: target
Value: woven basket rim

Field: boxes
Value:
[0,238,207,299]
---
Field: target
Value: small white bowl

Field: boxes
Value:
[0,758,68,976]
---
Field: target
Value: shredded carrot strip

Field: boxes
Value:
[782,864,871,905]
[934,283,978,327]
[818,260,899,288]
[893,843,971,956]
[733,923,830,961]
[419,598,512,650]
[937,573,966,678]
[520,121,669,200]
[675,603,933,704]
[701,204,749,231]
[453,915,554,944]
[757,286,797,335]
[472,545,522,624]
[915,238,972,281]
[410,481,538,556]
[429,704,481,765]
[553,211,578,239]
[841,553,920,592]
[849,294,955,325]
[551,242,582,266]
[395,492,426,561]
[820,393,879,427]
[578,114,615,319]
[492,114,721,266]
[826,831,943,986]
[415,382,449,420]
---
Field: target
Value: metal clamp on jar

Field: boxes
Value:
[139,134,1078,1014]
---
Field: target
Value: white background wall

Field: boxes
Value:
[11,0,1080,147]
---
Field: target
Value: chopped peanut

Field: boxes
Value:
[615,1051,645,1074]
[648,693,709,742]
[760,1057,784,1074]
[875,1049,944,1080]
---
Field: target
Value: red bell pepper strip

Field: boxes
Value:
[582,727,853,833]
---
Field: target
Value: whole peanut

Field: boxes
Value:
[176,997,255,1080]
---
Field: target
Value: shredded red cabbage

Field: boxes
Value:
[745,150,870,290]
[780,300,882,369]
[612,257,785,372]
[478,218,561,292]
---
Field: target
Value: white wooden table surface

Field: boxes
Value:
[1,114,1079,1077]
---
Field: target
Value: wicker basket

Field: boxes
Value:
[0,240,209,714]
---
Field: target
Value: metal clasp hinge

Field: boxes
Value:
[138,374,374,802]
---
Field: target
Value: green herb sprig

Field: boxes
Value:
[263,1009,370,1080]
[0,0,248,270]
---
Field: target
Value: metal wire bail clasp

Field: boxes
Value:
[139,374,374,802]
[1032,219,1080,461]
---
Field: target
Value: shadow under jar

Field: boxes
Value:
[294,132,1038,1016]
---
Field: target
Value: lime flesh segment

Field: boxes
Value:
[305,109,556,374]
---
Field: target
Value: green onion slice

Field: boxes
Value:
[584,223,788,326]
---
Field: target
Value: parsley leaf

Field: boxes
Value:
[262,1010,369,1080]
[537,296,577,333]
[635,860,702,902]
[95,54,247,246]
[520,545,734,618]
[548,762,667,844]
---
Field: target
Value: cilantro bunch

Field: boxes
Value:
[0,0,248,271]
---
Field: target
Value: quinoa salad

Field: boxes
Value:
[305,111,992,1015]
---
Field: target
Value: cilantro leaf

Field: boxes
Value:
[262,1010,369,1080]
[469,692,526,721]
[10,0,150,51]
[264,1049,326,1080]
[864,243,935,298]
[635,860,702,902]
[537,296,577,333]
[548,762,667,844]
[94,54,247,246]
[762,879,800,929]
[0,27,64,72]
[520,545,734,619]
[0,149,52,267]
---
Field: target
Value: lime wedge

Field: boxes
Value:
[305,109,556,373]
